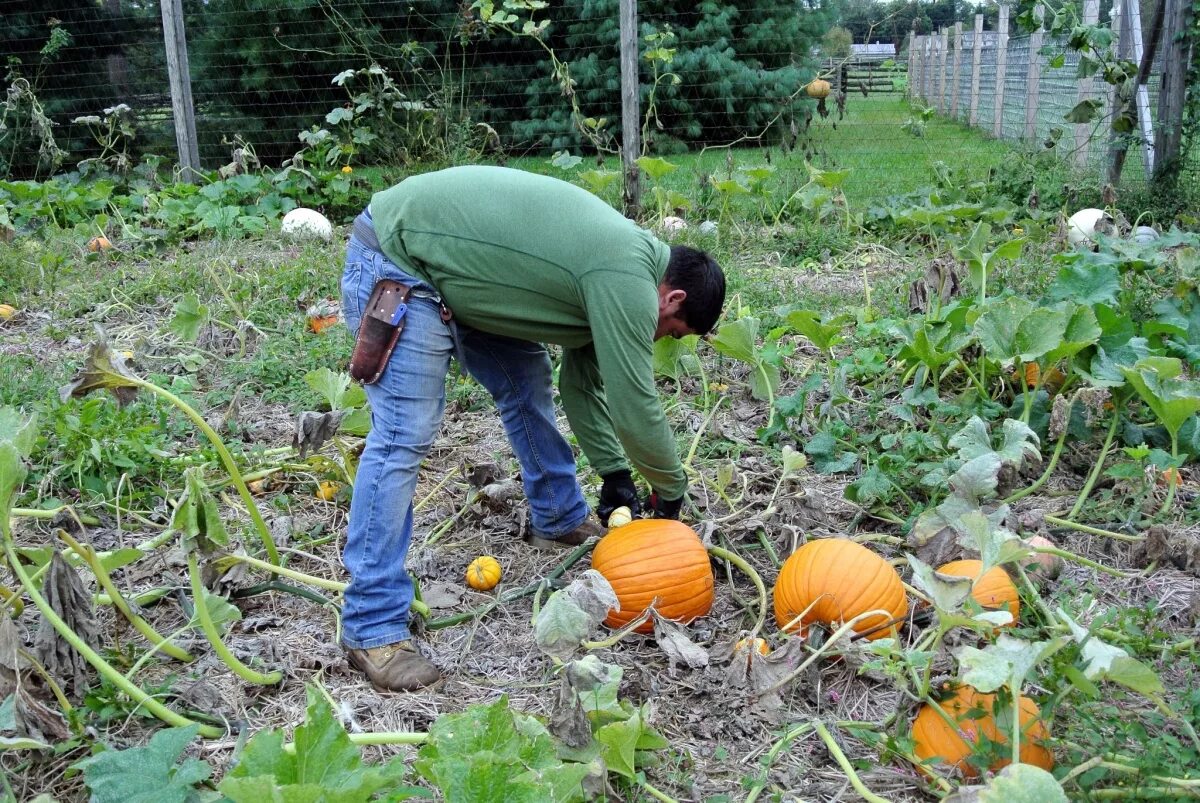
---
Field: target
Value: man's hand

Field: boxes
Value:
[598,470,641,526]
[645,491,683,520]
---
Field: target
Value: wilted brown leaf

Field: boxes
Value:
[34,553,100,696]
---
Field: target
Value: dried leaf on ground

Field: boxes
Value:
[420,581,465,610]
[652,613,709,674]
[292,410,345,458]
[724,637,810,723]
[34,554,100,695]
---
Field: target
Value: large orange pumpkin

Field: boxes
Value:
[773,538,907,641]
[590,519,713,634]
[937,560,1019,626]
[912,685,1053,777]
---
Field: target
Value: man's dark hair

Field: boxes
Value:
[665,245,726,336]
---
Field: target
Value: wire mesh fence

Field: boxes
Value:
[1,0,1191,201]
[910,22,1173,190]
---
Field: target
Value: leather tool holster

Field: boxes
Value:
[349,279,412,384]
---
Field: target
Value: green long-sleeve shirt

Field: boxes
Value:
[368,165,686,499]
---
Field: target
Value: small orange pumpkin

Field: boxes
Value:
[936,559,1019,626]
[590,519,714,634]
[734,637,770,656]
[912,685,1053,777]
[0,304,16,321]
[315,480,340,501]
[773,538,908,641]
[466,556,502,591]
[805,78,832,99]
[308,314,339,334]
[88,235,112,252]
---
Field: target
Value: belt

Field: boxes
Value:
[351,210,381,252]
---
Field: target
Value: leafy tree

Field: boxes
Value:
[506,0,831,152]
[822,25,853,57]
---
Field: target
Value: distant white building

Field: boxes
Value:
[852,43,897,57]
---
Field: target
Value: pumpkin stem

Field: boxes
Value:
[815,721,892,803]
[707,544,767,636]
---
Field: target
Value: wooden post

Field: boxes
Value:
[969,14,983,127]
[1154,0,1189,181]
[952,22,963,119]
[160,0,200,181]
[1074,0,1101,168]
[618,0,640,217]
[993,3,1010,138]
[1025,5,1044,141]
[921,35,930,102]
[938,28,949,112]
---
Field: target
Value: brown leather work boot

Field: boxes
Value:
[524,518,605,551]
[346,641,441,692]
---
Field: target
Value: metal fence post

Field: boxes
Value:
[1025,6,1044,142]
[619,0,640,218]
[161,0,200,181]
[993,2,1010,138]
[952,22,963,119]
[970,14,983,127]
[938,28,948,112]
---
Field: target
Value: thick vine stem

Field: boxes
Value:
[1066,409,1120,519]
[814,721,891,803]
[2,537,223,738]
[744,723,818,803]
[1043,514,1144,542]
[57,530,192,662]
[707,544,767,636]
[11,506,101,526]
[1035,544,1139,578]
[186,554,282,686]
[128,376,280,565]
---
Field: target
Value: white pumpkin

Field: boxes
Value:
[281,208,334,241]
[660,216,688,235]
[1132,225,1159,244]
[1067,208,1112,248]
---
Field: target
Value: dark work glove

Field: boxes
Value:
[598,470,641,526]
[645,491,683,520]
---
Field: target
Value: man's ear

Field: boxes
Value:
[659,287,688,314]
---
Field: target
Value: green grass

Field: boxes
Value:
[497,95,1018,210]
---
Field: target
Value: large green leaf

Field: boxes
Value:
[974,296,1035,361]
[907,554,973,613]
[709,317,759,364]
[0,443,27,527]
[0,407,37,458]
[168,293,210,342]
[634,156,678,181]
[1048,260,1120,305]
[304,368,366,411]
[786,309,850,351]
[1059,610,1164,696]
[945,762,1069,802]
[221,686,411,803]
[1120,357,1200,439]
[73,725,211,803]
[1043,304,1101,365]
[595,703,665,780]
[652,335,699,381]
[1014,307,1069,363]
[415,697,588,803]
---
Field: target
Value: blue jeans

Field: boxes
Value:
[340,233,590,649]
